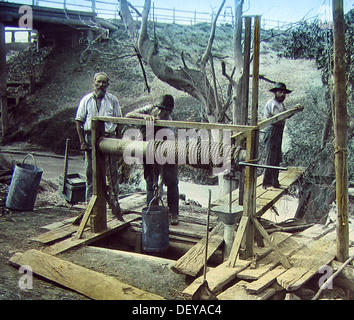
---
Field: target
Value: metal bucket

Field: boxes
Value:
[6,154,43,211]
[142,205,169,252]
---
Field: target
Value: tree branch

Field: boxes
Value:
[200,0,226,67]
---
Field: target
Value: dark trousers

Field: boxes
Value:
[85,132,120,212]
[144,163,179,217]
[263,124,284,187]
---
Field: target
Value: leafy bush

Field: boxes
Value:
[281,10,354,181]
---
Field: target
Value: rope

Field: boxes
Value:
[334,146,348,155]
[146,139,242,170]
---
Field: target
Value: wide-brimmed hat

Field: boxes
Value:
[158,94,174,111]
[269,82,292,94]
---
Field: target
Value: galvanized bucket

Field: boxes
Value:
[142,205,169,252]
[6,154,43,211]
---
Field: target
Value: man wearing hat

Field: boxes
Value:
[75,72,123,219]
[262,82,292,189]
[126,95,180,225]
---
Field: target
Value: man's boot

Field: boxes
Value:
[170,212,179,225]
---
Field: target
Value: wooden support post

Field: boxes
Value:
[227,216,249,267]
[91,119,107,233]
[243,17,261,259]
[0,22,8,137]
[238,17,252,206]
[251,15,260,126]
[242,17,251,125]
[333,0,349,262]
[227,128,259,266]
[76,195,97,239]
[241,128,258,259]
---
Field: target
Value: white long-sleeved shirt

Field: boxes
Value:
[75,92,122,133]
[264,98,286,119]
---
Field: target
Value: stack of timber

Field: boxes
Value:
[172,166,341,299]
[182,224,337,300]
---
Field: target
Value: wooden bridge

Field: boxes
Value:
[0,1,117,47]
[0,1,118,136]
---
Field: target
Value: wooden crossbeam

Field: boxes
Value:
[95,116,257,132]
[251,217,291,269]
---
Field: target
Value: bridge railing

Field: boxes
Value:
[3,0,297,29]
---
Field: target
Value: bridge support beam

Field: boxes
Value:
[0,22,8,137]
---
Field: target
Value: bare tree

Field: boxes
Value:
[119,0,246,125]
[119,0,249,194]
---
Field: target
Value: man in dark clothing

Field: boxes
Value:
[262,83,292,189]
[126,95,180,225]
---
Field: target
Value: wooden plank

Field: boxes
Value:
[213,167,305,210]
[252,231,292,260]
[251,217,291,269]
[41,216,78,231]
[237,236,304,280]
[31,223,87,245]
[9,249,163,300]
[43,214,140,255]
[296,224,335,241]
[256,105,304,131]
[183,259,251,298]
[184,233,291,298]
[96,116,256,132]
[171,223,224,276]
[76,195,97,239]
[246,265,286,294]
[238,224,336,281]
[276,231,336,291]
[226,215,249,267]
[255,167,306,217]
[217,280,275,300]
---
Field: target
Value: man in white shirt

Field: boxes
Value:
[75,72,123,219]
[262,82,292,189]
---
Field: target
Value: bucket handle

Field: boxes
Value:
[145,195,166,215]
[22,154,38,172]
